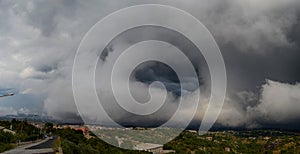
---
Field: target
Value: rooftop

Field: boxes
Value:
[134,143,163,150]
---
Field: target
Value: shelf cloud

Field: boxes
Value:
[0,0,300,129]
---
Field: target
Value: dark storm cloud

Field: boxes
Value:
[99,26,209,95]
[51,111,83,124]
[1,0,300,129]
[133,62,181,96]
[36,64,58,73]
[95,0,300,128]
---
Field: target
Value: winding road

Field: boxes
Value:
[2,137,56,154]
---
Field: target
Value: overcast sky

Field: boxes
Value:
[0,0,300,129]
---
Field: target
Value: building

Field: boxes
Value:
[206,136,213,141]
[187,130,198,134]
[62,125,91,138]
[225,147,231,152]
[264,136,271,141]
[72,126,90,136]
[29,122,44,129]
[0,126,16,135]
[134,143,164,154]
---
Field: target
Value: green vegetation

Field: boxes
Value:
[0,119,43,152]
[1,119,299,154]
[56,127,300,154]
[164,130,300,154]
[55,128,150,154]
[0,131,16,152]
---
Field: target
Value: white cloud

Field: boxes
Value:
[249,80,300,123]
[20,88,32,94]
[18,107,30,115]
[212,80,300,128]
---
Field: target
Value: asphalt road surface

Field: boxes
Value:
[2,137,55,154]
[26,136,56,150]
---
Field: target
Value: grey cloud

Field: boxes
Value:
[0,0,300,130]
[0,107,17,116]
[43,78,80,122]
[175,0,300,53]
[24,0,80,37]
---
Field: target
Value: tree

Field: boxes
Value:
[44,122,54,133]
